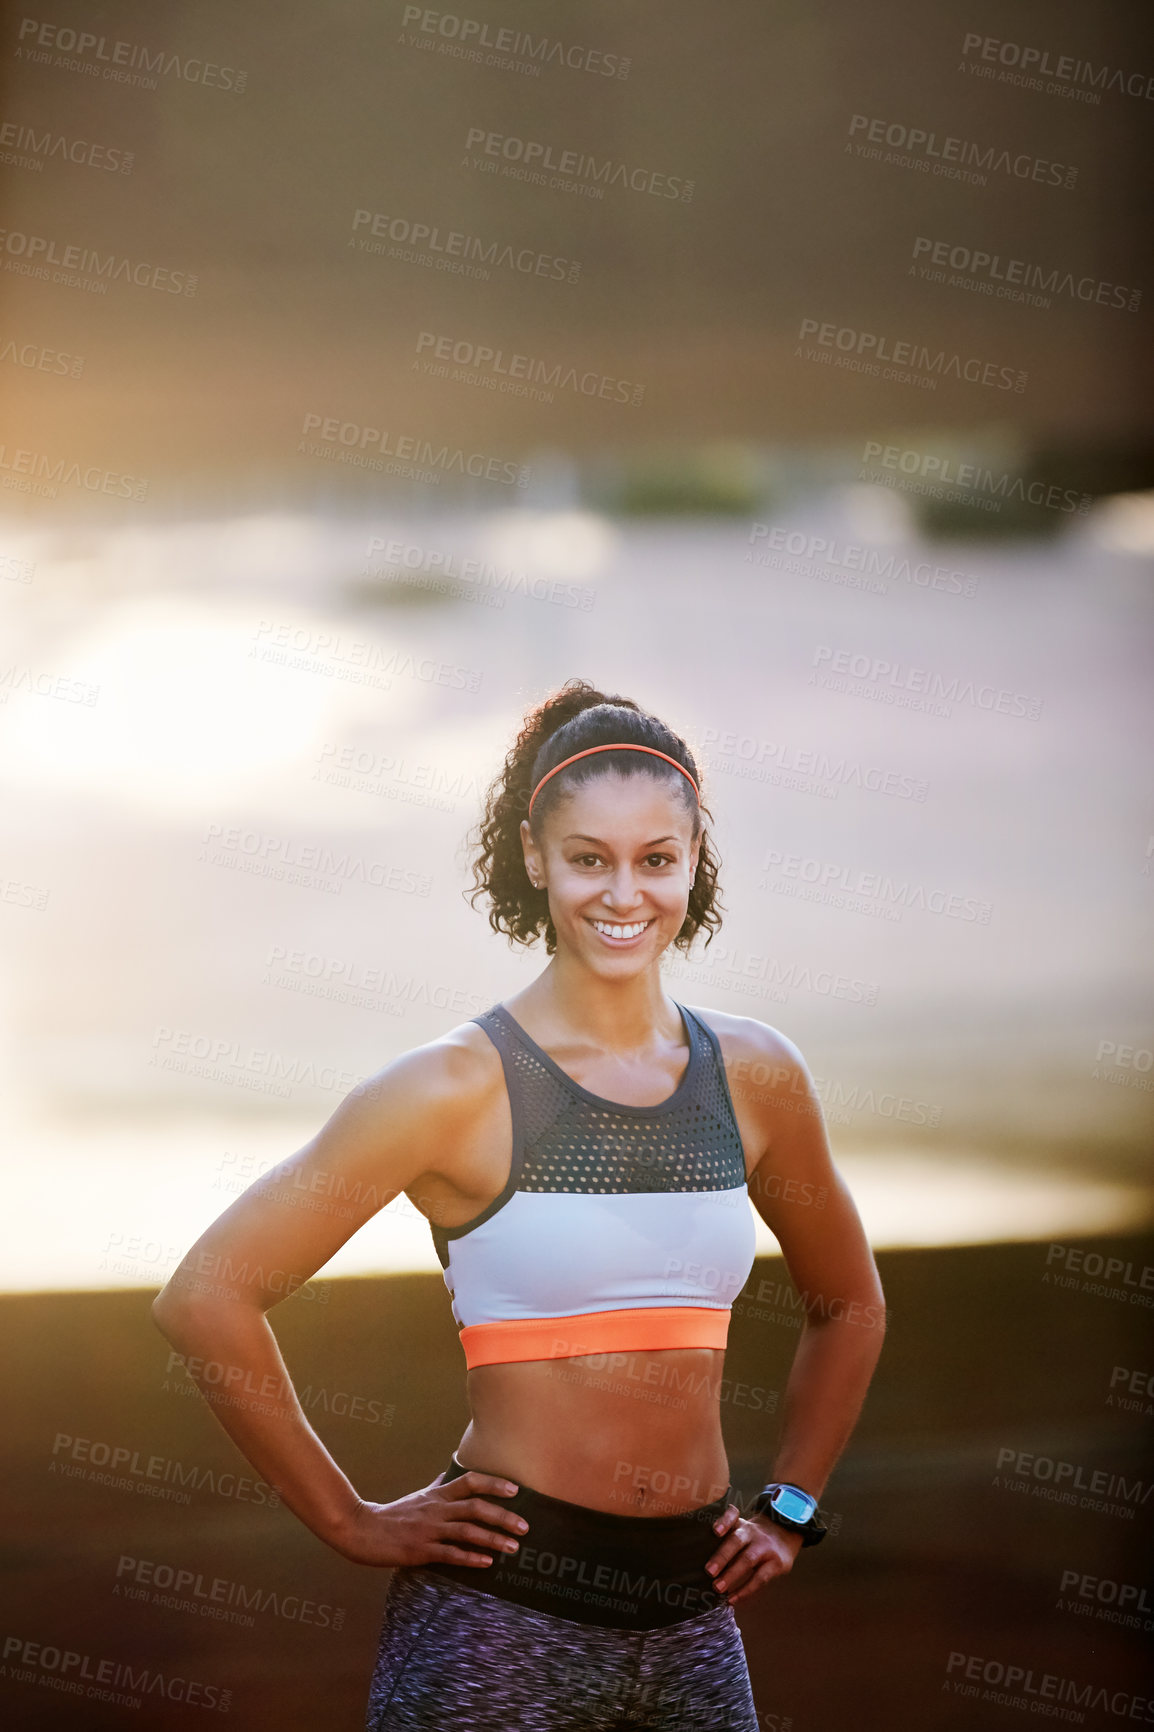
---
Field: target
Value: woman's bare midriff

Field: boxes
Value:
[454,1346,732,1515]
[410,1019,743,1518]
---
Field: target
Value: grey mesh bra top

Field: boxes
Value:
[428,1000,759,1369]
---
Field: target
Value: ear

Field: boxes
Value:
[520,818,542,888]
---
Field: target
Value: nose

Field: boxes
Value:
[601,865,646,912]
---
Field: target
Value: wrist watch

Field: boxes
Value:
[752,1481,828,1546]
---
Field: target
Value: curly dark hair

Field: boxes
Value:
[464,677,724,955]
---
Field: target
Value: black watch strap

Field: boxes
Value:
[752,1483,829,1546]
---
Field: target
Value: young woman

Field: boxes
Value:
[153,677,886,1731]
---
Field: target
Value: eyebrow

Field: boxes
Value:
[562,834,680,846]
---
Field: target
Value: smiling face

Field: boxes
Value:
[521,772,701,973]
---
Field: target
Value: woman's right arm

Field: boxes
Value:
[151,1035,527,1570]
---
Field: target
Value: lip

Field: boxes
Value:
[584,917,655,948]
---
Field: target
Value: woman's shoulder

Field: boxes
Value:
[347,1015,505,1130]
[681,1001,809,1082]
[681,1004,827,1161]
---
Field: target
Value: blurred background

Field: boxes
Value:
[1,0,1151,1727]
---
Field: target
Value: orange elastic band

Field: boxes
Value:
[527,743,699,816]
[459,1305,730,1368]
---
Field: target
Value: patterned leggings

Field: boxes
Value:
[365,1564,759,1731]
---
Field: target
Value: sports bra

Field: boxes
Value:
[429,1000,758,1369]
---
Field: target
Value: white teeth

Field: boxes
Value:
[591,920,650,939]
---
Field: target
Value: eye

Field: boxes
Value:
[644,852,675,868]
[571,852,603,867]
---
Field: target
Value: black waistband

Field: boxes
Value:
[418,1454,733,1630]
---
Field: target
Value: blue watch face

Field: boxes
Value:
[772,1486,816,1523]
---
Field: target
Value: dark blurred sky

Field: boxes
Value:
[1,0,1151,499]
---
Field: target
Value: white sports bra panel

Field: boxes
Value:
[440,1186,757,1328]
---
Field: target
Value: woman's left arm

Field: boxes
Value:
[705,1019,887,1605]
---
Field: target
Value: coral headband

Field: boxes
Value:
[527,743,699,816]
